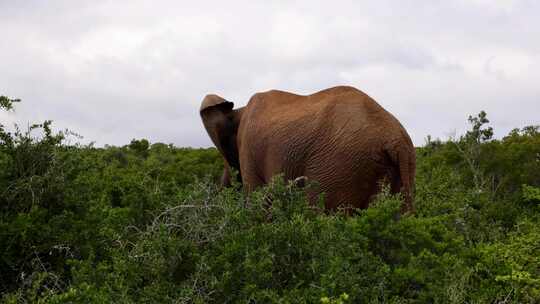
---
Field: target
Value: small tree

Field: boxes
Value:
[464,111,493,144]
[0,96,20,111]
[454,111,493,191]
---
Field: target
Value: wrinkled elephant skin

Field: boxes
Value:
[199,86,415,213]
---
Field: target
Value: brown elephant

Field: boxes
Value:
[200,86,415,213]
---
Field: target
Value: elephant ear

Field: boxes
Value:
[200,94,234,113]
[199,94,239,169]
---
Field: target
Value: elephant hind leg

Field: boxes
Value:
[320,181,374,213]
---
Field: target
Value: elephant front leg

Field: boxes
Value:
[220,166,231,188]
[220,162,243,188]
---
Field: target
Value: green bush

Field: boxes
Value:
[1,101,540,303]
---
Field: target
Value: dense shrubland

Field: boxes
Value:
[1,97,539,303]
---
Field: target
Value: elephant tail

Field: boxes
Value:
[387,142,415,213]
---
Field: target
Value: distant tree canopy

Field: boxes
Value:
[129,138,150,157]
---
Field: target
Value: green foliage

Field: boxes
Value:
[1,103,540,303]
[128,138,149,158]
[0,96,20,111]
[465,110,494,143]
[522,184,540,204]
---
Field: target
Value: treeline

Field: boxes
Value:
[1,98,539,303]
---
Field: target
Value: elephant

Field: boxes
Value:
[200,85,415,213]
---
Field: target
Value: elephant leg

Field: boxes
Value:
[244,167,276,220]
[309,167,386,213]
[220,165,231,188]
[322,186,371,213]
[239,157,268,210]
[240,163,264,193]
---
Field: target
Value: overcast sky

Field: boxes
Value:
[1,0,538,147]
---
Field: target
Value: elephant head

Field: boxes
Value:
[199,94,243,186]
